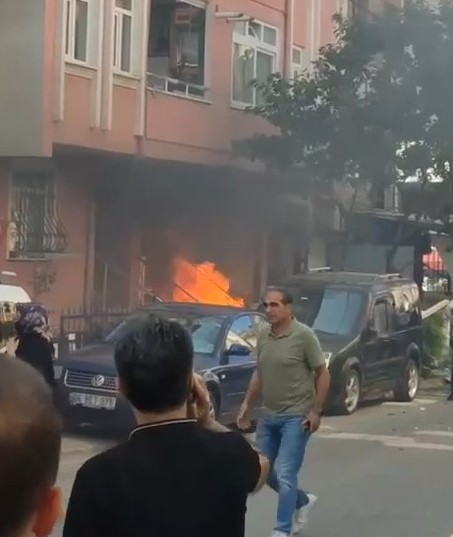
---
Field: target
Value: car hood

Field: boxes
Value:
[59,344,215,375]
[60,343,116,374]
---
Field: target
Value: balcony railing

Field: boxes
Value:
[147,72,208,101]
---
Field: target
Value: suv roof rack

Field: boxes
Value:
[378,273,402,280]
[308,267,332,273]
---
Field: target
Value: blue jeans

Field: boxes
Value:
[256,414,311,535]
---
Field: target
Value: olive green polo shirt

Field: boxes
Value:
[257,320,325,416]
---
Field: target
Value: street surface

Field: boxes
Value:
[52,395,453,537]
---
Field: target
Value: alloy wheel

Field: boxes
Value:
[345,371,360,413]
[407,363,419,400]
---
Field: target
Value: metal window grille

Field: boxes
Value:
[10,172,68,257]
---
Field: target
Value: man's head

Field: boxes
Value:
[0,357,62,537]
[114,314,194,414]
[263,287,293,327]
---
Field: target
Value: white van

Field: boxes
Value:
[0,284,31,304]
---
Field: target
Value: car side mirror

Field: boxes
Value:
[225,344,251,357]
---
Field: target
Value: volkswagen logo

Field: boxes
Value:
[91,375,105,388]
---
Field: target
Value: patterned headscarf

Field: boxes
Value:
[16,303,49,336]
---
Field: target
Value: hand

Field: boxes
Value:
[236,401,251,430]
[303,410,321,434]
[187,373,210,424]
[5,337,18,357]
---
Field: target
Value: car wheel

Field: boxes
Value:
[207,387,220,420]
[394,359,419,402]
[337,367,361,415]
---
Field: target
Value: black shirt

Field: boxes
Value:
[16,333,55,388]
[63,419,261,537]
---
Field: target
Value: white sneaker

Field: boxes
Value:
[272,532,289,537]
[292,493,318,534]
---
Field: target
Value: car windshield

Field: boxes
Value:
[288,286,365,337]
[104,310,225,355]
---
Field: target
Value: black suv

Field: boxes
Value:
[275,271,423,415]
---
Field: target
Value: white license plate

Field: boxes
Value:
[69,392,117,410]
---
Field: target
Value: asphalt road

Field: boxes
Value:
[52,395,453,537]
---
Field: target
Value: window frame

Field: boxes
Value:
[371,297,397,335]
[231,19,279,108]
[224,314,264,354]
[147,0,209,100]
[113,0,134,74]
[64,0,90,64]
[292,45,306,79]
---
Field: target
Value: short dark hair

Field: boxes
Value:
[0,357,61,537]
[264,286,294,305]
[114,314,194,413]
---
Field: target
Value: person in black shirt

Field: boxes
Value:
[64,314,269,537]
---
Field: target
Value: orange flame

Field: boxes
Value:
[173,257,245,307]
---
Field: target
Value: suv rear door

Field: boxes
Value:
[361,296,398,392]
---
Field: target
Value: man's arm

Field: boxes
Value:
[244,433,270,492]
[203,417,230,433]
[236,370,261,430]
[304,328,331,429]
[244,370,261,407]
[312,364,331,415]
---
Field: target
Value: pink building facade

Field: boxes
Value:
[0,0,349,315]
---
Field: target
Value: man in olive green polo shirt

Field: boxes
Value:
[237,287,330,537]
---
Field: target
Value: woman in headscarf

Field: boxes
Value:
[15,303,55,389]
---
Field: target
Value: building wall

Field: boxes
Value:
[0,159,93,319]
[0,0,344,314]
[0,0,57,157]
[53,0,342,164]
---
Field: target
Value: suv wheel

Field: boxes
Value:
[394,359,419,402]
[337,367,361,415]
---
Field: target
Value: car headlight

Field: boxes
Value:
[323,352,332,366]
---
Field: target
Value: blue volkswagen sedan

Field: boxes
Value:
[57,303,266,432]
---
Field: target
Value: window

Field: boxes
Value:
[392,287,420,329]
[65,0,89,62]
[114,0,133,73]
[9,172,68,258]
[292,46,308,78]
[372,301,389,334]
[148,0,207,98]
[225,315,264,351]
[349,0,371,20]
[282,286,365,337]
[107,311,225,355]
[232,20,278,106]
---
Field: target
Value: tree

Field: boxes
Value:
[235,0,453,270]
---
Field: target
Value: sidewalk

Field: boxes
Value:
[419,375,449,397]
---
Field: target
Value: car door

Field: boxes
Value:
[219,314,263,414]
[361,297,395,393]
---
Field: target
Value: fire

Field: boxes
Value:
[172,257,245,307]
